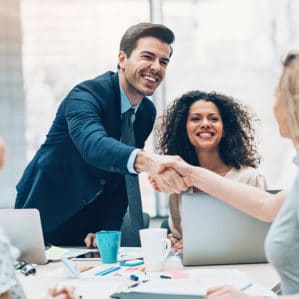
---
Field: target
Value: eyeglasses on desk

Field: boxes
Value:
[14,260,36,276]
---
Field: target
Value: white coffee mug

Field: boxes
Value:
[139,228,171,272]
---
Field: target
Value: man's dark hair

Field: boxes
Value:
[119,22,175,61]
[156,90,261,169]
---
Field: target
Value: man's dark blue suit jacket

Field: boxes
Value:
[15,71,156,242]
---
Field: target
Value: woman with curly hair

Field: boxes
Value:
[155,90,267,250]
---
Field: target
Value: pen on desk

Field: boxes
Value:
[129,277,150,288]
[95,266,121,276]
[79,265,94,273]
[160,275,172,279]
[129,282,139,288]
[240,283,253,291]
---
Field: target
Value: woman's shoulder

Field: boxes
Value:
[227,165,260,176]
[226,166,267,189]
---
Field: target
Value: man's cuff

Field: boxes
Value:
[127,149,142,174]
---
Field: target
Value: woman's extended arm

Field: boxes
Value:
[166,160,286,222]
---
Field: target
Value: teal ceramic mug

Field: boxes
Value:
[96,231,121,264]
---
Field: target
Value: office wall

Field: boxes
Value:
[0,0,26,207]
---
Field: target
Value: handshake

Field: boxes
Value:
[134,151,196,194]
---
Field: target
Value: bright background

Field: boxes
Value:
[1,0,299,216]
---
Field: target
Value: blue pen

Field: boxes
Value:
[96,266,121,276]
[95,266,121,276]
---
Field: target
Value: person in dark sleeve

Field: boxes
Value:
[15,22,187,246]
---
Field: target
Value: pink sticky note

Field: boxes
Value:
[168,270,189,279]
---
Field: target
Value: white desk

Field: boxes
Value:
[18,250,279,299]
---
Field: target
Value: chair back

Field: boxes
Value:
[120,212,150,246]
[160,218,171,234]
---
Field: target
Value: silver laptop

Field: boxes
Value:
[0,209,47,264]
[182,192,271,266]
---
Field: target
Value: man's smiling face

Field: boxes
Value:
[118,36,171,103]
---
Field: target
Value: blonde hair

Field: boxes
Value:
[279,51,299,144]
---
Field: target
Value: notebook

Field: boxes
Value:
[181,192,271,266]
[0,208,47,264]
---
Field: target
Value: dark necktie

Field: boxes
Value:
[121,108,144,239]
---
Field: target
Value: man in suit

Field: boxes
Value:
[15,23,187,246]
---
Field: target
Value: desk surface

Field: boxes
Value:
[18,249,279,299]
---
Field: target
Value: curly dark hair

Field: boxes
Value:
[156,90,261,169]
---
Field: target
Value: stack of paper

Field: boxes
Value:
[111,268,277,299]
[59,278,127,299]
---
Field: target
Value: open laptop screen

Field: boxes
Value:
[181,192,271,266]
[0,208,47,264]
